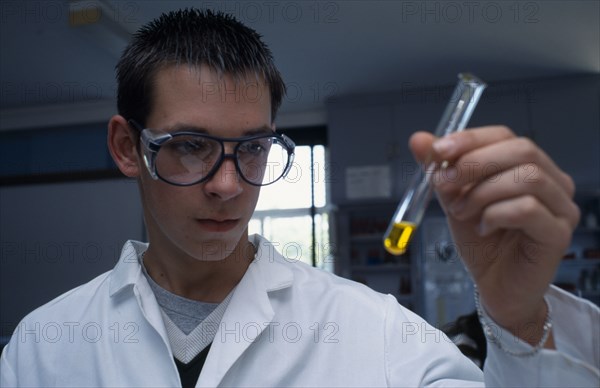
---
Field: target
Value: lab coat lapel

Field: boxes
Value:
[109,240,173,355]
[197,235,293,387]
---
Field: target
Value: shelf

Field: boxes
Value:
[337,202,420,313]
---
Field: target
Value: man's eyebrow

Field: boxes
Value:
[167,124,209,133]
[242,126,274,136]
[167,124,274,136]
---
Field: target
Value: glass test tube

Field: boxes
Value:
[383,73,487,255]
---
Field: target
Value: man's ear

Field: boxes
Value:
[107,115,141,178]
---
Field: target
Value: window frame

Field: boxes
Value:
[250,125,331,268]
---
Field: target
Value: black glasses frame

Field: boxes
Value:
[128,120,296,187]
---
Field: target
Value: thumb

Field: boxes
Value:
[409,131,436,164]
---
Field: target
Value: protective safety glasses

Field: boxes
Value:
[128,120,296,186]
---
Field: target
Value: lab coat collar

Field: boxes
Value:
[108,240,148,297]
[108,236,294,297]
[107,236,295,387]
[248,233,294,292]
[108,240,173,356]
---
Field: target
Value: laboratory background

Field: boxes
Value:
[1,1,599,347]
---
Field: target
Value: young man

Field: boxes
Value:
[1,8,598,387]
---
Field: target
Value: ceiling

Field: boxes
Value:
[1,0,599,130]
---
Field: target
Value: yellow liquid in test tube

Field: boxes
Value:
[382,73,486,256]
[383,221,416,256]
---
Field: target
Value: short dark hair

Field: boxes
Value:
[116,8,286,126]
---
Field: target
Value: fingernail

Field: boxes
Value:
[433,138,456,156]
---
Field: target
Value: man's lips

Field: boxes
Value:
[195,218,240,232]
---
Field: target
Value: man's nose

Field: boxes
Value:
[203,154,244,200]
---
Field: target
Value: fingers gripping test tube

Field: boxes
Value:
[383,73,487,255]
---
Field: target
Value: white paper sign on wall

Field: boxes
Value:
[345,165,391,200]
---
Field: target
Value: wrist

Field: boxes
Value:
[474,287,554,356]
[476,286,548,342]
[499,300,548,345]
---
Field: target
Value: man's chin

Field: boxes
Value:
[192,233,249,262]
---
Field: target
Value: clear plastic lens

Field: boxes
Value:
[156,136,220,184]
[154,134,290,186]
[262,140,291,185]
[241,139,289,185]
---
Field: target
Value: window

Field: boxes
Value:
[249,128,332,271]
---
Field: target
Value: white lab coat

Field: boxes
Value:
[1,235,598,387]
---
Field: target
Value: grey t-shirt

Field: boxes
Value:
[141,257,233,363]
